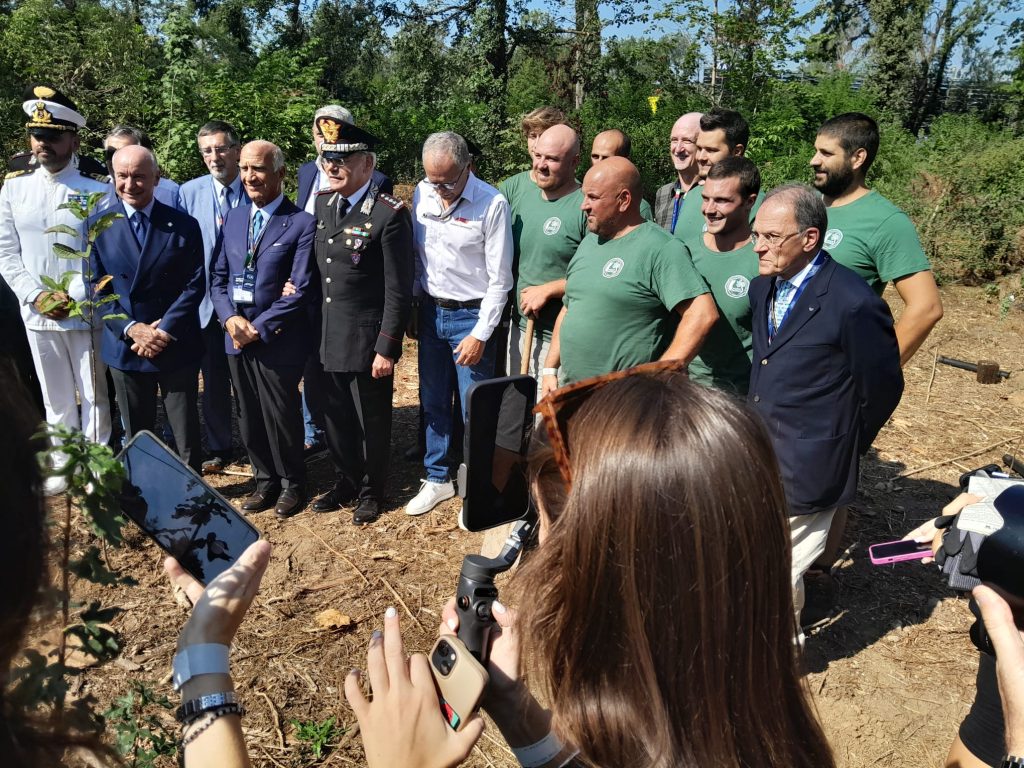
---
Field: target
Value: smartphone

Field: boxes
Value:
[869,539,933,565]
[457,375,536,532]
[429,635,489,731]
[117,431,261,586]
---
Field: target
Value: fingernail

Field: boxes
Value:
[370,630,382,644]
[492,600,506,614]
[385,606,397,619]
[447,618,457,630]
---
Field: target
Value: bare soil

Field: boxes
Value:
[57,278,1024,767]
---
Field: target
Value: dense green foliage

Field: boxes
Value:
[1,0,1022,280]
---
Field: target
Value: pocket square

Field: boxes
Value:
[272,242,285,246]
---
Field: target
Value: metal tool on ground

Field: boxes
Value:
[1004,453,1024,477]
[519,317,535,376]
[937,355,1010,383]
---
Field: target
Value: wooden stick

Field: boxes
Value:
[295,522,370,587]
[897,436,1023,478]
[925,349,938,405]
[256,691,285,749]
[520,317,535,375]
[380,576,426,632]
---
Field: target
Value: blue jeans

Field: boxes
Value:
[419,301,495,483]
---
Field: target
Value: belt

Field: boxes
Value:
[429,296,482,310]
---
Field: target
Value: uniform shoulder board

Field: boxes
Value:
[378,192,404,210]
[4,168,33,180]
[81,170,110,183]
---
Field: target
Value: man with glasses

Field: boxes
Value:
[178,121,248,473]
[746,183,903,634]
[654,112,702,233]
[309,118,413,525]
[407,131,513,517]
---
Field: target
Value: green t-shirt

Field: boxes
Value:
[499,172,587,339]
[687,235,758,395]
[674,185,764,253]
[560,222,709,383]
[822,190,930,295]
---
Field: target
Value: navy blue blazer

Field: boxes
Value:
[747,253,903,516]
[209,197,317,367]
[296,160,393,210]
[90,200,205,373]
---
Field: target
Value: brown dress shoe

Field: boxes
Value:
[274,487,305,518]
[241,487,278,512]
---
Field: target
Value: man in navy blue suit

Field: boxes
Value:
[210,140,316,518]
[747,183,903,632]
[91,145,206,471]
[295,105,393,456]
[177,120,248,472]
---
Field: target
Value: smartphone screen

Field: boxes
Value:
[458,376,536,532]
[118,431,260,586]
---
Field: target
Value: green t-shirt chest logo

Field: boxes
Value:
[602,257,625,278]
[543,217,562,235]
[724,274,749,298]
[824,228,843,249]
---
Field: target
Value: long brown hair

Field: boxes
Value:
[516,372,835,768]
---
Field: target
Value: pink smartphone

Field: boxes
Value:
[869,539,933,565]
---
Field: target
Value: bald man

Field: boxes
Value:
[542,157,718,393]
[655,112,703,233]
[209,141,317,518]
[90,145,206,470]
[589,129,654,221]
[501,124,587,385]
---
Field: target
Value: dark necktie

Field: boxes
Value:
[131,211,148,248]
[335,197,349,227]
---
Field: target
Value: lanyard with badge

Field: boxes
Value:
[669,187,684,234]
[232,210,267,306]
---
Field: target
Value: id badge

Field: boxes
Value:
[231,266,257,305]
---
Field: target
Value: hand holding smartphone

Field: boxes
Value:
[869,539,934,565]
[429,635,488,731]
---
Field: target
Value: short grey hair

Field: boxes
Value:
[423,132,469,168]
[764,183,827,244]
[268,144,285,172]
[314,105,354,125]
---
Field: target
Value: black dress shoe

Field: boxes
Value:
[241,487,279,512]
[201,454,229,474]
[312,483,358,513]
[274,487,305,519]
[352,498,381,525]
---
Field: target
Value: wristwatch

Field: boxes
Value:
[542,367,558,377]
[176,691,241,724]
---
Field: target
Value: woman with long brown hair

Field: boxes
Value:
[347,362,837,767]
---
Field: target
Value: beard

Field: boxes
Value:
[812,162,855,197]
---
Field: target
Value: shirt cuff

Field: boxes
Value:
[470,321,492,342]
[123,320,137,339]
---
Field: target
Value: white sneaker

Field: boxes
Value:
[405,480,455,516]
[43,474,69,497]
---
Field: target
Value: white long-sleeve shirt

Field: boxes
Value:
[412,172,513,341]
[0,157,110,331]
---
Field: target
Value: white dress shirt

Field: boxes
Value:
[412,172,513,341]
[305,161,331,216]
[0,156,110,330]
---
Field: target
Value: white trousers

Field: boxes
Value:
[789,507,837,626]
[27,327,111,446]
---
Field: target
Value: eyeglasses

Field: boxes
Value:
[533,359,688,490]
[750,229,805,249]
[200,145,237,156]
[425,164,468,192]
[322,153,365,168]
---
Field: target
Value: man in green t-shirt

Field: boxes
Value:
[675,108,762,251]
[500,124,585,385]
[688,156,761,395]
[541,158,718,393]
[811,113,942,366]
[588,129,654,221]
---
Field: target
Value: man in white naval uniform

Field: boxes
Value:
[0,85,111,493]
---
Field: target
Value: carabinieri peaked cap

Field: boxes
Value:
[317,116,379,160]
[22,84,86,133]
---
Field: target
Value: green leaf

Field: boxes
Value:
[53,242,84,259]
[45,224,80,238]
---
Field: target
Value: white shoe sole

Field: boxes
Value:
[405,484,455,516]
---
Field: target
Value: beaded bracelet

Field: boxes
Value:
[181,704,245,749]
